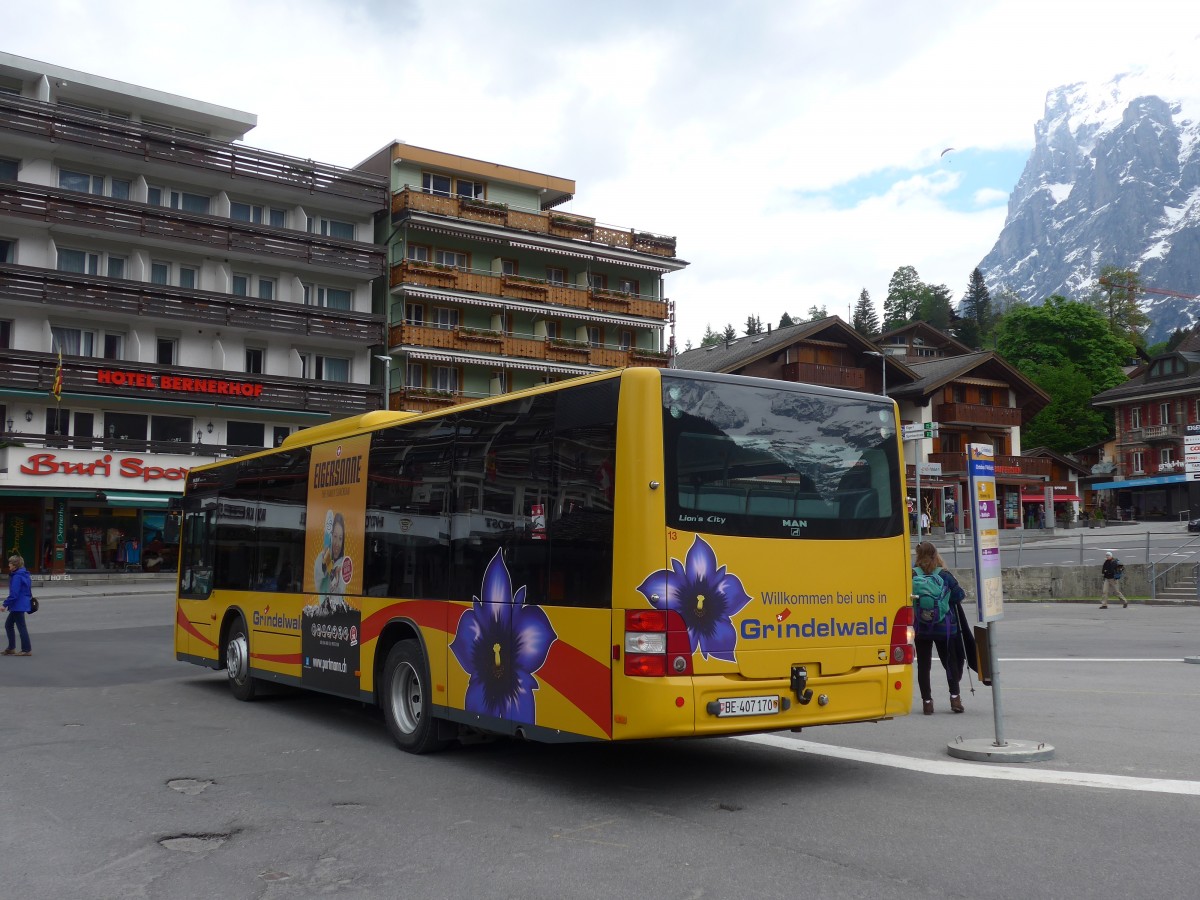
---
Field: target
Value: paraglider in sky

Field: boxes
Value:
[940,147,955,158]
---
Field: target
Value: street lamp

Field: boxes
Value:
[375,354,392,410]
[864,350,886,397]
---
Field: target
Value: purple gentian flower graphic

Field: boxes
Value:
[450,549,557,723]
[636,536,752,662]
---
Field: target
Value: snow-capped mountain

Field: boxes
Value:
[978,66,1200,343]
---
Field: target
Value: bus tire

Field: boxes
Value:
[225,616,259,702]
[381,639,447,754]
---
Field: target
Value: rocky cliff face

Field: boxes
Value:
[978,72,1200,342]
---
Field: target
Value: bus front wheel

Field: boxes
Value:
[381,640,447,754]
[225,617,259,702]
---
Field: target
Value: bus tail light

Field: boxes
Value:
[890,605,914,665]
[625,609,694,677]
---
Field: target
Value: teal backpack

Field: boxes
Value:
[912,566,952,635]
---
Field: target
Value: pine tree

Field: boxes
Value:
[1091,265,1149,350]
[852,288,880,336]
[779,312,795,328]
[700,324,720,347]
[956,268,993,348]
[883,266,924,329]
[744,315,763,335]
[722,323,738,343]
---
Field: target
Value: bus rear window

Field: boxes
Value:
[662,374,902,539]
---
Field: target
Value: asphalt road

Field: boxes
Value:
[1,591,1197,899]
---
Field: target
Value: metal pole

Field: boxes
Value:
[988,621,1006,747]
[916,440,922,539]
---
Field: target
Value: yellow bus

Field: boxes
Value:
[175,367,914,752]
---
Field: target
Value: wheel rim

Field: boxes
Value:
[226,632,249,685]
[389,661,422,734]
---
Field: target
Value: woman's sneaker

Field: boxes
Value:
[16,650,31,656]
[1,648,14,656]
[950,695,965,713]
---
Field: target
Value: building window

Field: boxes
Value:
[587,273,607,290]
[407,244,430,263]
[245,347,264,374]
[422,173,452,197]
[179,266,197,289]
[0,236,14,263]
[1131,450,1144,474]
[230,201,287,228]
[501,259,518,276]
[544,321,560,340]
[310,217,355,240]
[432,365,458,392]
[151,261,171,285]
[0,320,10,349]
[405,303,425,325]
[1160,448,1174,466]
[435,249,468,269]
[455,179,484,199]
[58,168,130,199]
[227,421,265,448]
[0,156,17,180]
[617,278,639,295]
[305,285,351,309]
[587,326,602,347]
[619,329,633,350]
[51,326,94,356]
[1159,402,1171,425]
[1130,407,1142,429]
[156,338,177,365]
[546,267,566,285]
[406,363,423,388]
[307,354,350,382]
[420,172,485,200]
[978,388,993,406]
[147,187,211,214]
[232,274,249,296]
[102,333,123,360]
[432,307,459,330]
[258,278,276,301]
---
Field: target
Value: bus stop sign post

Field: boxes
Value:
[902,422,937,539]
[947,443,1055,763]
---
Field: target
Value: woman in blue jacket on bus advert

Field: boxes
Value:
[3,554,33,656]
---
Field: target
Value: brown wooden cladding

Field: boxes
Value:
[0,184,385,275]
[2,350,381,416]
[928,452,1052,477]
[390,262,669,320]
[389,323,669,370]
[0,264,383,343]
[392,188,677,258]
[936,402,1022,427]
[0,93,386,204]
[781,361,867,390]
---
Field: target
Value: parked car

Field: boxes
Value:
[1187,518,1200,533]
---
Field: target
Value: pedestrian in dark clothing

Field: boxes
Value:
[912,541,967,714]
[1099,550,1127,609]
[3,554,33,656]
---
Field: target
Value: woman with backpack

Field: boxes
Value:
[911,541,967,715]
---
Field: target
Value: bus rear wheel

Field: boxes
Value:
[225,617,259,702]
[381,640,448,754]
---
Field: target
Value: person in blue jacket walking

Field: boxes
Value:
[3,554,33,656]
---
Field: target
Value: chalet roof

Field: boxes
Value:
[1091,351,1200,405]
[674,316,918,384]
[875,320,974,354]
[888,350,1051,418]
[1021,446,1091,476]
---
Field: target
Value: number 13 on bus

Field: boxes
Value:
[174,367,915,753]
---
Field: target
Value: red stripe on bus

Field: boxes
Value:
[360,601,466,643]
[176,606,216,649]
[538,641,612,737]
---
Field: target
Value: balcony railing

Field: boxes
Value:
[936,401,1022,427]
[0,263,383,344]
[780,361,866,390]
[1140,424,1181,442]
[928,452,1053,478]
[390,261,670,320]
[1,350,382,416]
[0,183,385,275]
[0,431,277,459]
[0,93,386,204]
[392,187,678,258]
[388,323,671,370]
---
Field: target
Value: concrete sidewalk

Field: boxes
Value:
[24,573,176,600]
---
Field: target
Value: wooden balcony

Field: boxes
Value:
[928,452,1053,478]
[781,361,866,390]
[0,93,386,204]
[0,183,385,276]
[0,264,383,344]
[936,401,1022,427]
[390,261,670,320]
[392,187,678,258]
[1,350,382,417]
[388,323,670,370]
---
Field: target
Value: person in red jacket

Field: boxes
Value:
[3,554,33,656]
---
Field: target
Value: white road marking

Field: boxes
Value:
[735,733,1200,795]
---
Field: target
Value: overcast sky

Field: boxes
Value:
[7,1,1199,347]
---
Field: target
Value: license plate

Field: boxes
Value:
[715,695,780,718]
